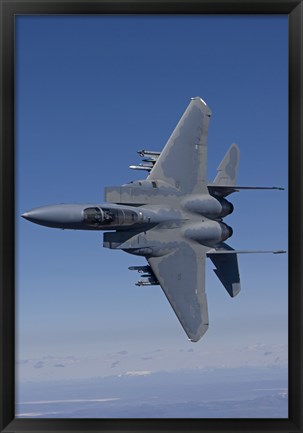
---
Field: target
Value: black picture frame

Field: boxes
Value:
[0,1,301,432]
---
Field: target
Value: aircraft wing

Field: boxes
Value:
[147,241,209,342]
[148,97,212,195]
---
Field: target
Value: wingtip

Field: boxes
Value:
[188,323,209,343]
[191,96,207,105]
[190,96,212,116]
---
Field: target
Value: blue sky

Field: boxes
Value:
[15,15,288,414]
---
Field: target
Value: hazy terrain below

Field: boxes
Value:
[16,366,287,418]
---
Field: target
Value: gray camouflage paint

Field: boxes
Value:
[22,97,285,342]
[213,143,240,186]
[149,97,211,194]
[149,241,209,342]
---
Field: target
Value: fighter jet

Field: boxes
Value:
[22,97,285,342]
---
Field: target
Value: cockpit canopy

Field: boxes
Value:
[83,207,138,227]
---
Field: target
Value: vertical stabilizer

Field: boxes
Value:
[213,143,240,186]
[207,243,241,297]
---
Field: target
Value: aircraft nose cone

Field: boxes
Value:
[21,205,85,229]
[21,208,51,224]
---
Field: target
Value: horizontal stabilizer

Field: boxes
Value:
[208,184,284,197]
[207,243,285,297]
[207,248,286,255]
